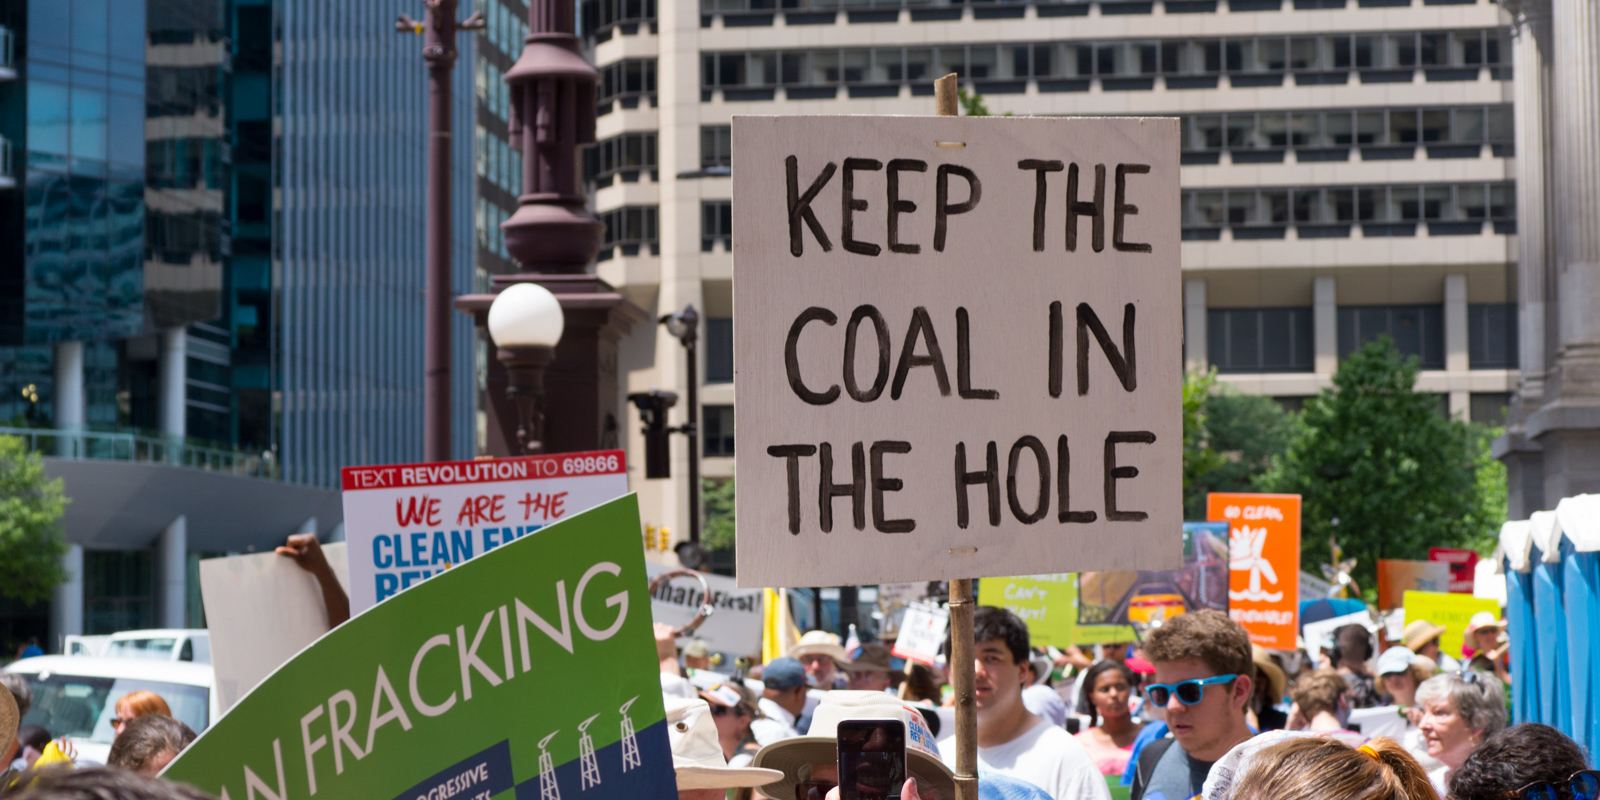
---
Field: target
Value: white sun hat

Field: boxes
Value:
[667,696,785,790]
[750,690,955,800]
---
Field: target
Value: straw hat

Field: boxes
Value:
[847,642,895,674]
[1402,619,1448,651]
[0,685,16,761]
[666,696,785,790]
[1464,611,1505,637]
[791,631,852,666]
[751,690,955,800]
[1250,645,1287,702]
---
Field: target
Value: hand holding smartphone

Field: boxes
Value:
[837,719,907,800]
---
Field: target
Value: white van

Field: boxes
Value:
[101,629,211,664]
[4,656,216,766]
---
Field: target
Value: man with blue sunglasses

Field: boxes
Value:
[1129,610,1257,800]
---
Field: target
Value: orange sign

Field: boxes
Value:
[1207,493,1301,650]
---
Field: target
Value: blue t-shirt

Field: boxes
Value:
[19,645,42,659]
[979,772,1055,800]
[1119,722,1168,787]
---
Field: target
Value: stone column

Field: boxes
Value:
[1445,274,1469,418]
[1313,277,1337,376]
[157,516,188,629]
[1528,0,1600,502]
[1184,278,1208,373]
[49,545,84,650]
[158,328,187,441]
[1496,0,1556,514]
[53,341,84,457]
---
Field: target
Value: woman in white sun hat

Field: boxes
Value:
[666,695,786,800]
[752,690,958,800]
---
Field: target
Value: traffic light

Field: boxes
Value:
[628,389,678,479]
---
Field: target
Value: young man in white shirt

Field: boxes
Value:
[938,607,1111,800]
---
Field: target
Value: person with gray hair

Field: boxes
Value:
[1415,670,1507,797]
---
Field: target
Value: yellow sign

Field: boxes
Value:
[1402,590,1501,660]
[978,574,1133,647]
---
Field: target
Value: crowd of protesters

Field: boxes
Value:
[0,568,1583,800]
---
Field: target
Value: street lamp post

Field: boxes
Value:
[661,305,700,547]
[397,1,484,462]
[487,283,566,454]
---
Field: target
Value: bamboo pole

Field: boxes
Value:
[933,72,977,800]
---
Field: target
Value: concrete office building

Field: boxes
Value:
[0,0,480,650]
[580,0,1523,557]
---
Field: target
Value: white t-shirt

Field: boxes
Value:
[939,718,1110,800]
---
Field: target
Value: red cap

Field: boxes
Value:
[1125,655,1156,674]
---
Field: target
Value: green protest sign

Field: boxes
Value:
[164,495,675,800]
[977,574,1133,647]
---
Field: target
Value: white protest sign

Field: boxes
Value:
[340,450,627,613]
[646,563,765,657]
[892,601,950,665]
[732,115,1182,588]
[199,544,349,713]
[1302,610,1379,665]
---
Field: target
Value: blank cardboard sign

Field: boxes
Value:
[732,115,1182,588]
[199,544,348,713]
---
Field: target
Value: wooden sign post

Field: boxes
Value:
[731,73,1184,800]
[934,73,979,800]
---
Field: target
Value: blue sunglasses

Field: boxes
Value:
[1511,770,1600,800]
[1145,674,1239,706]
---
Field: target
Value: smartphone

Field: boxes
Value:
[837,719,906,800]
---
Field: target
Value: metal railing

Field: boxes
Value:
[0,426,280,480]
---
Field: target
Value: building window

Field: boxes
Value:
[583,132,657,189]
[1180,105,1513,164]
[1470,392,1510,426]
[1337,305,1445,369]
[704,404,734,456]
[1182,182,1515,240]
[702,200,732,252]
[701,125,732,172]
[1468,303,1518,369]
[84,550,154,634]
[1207,308,1314,373]
[582,0,656,43]
[596,205,658,260]
[706,318,733,383]
[598,59,657,114]
[699,31,1507,96]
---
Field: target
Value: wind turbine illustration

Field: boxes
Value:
[538,731,561,800]
[578,714,602,790]
[620,696,641,773]
[1229,524,1282,602]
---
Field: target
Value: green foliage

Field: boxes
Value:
[0,435,70,604]
[1256,339,1503,589]
[701,475,736,552]
[957,87,992,117]
[1182,371,1300,519]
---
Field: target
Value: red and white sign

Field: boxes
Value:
[340,450,628,612]
[1428,547,1481,594]
[891,601,949,666]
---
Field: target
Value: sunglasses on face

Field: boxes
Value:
[1145,674,1238,706]
[710,705,740,717]
[798,781,836,800]
[1508,770,1600,800]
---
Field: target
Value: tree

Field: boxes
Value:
[1182,371,1300,518]
[701,475,736,552]
[1256,338,1500,590]
[0,435,70,605]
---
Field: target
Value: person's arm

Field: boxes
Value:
[276,533,350,628]
[655,622,681,675]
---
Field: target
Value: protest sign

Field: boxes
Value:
[1302,611,1377,665]
[1077,521,1229,628]
[1208,493,1301,650]
[1376,559,1451,610]
[893,601,950,665]
[341,450,627,612]
[164,494,675,800]
[199,544,350,713]
[978,574,1133,647]
[1402,590,1501,660]
[731,115,1182,588]
[1429,547,1481,593]
[646,563,764,657]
